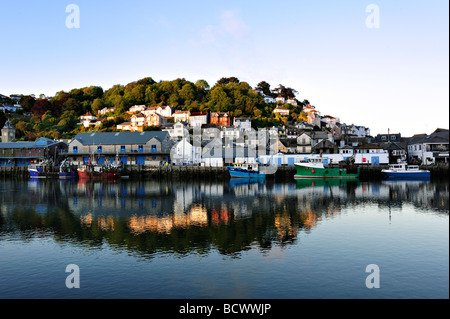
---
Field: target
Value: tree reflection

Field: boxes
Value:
[0,178,447,259]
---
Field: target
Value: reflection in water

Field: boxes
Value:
[0,178,448,258]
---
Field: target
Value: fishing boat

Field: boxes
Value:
[28,165,45,178]
[294,156,360,179]
[381,162,430,179]
[77,156,120,180]
[58,159,76,179]
[227,163,271,179]
[77,164,120,180]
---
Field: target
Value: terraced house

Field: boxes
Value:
[67,131,172,166]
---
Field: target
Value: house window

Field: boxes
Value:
[151,145,157,153]
[97,146,102,153]
[73,146,78,154]
[391,136,396,140]
[120,145,126,153]
[138,145,144,153]
[381,136,387,141]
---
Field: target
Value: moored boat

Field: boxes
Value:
[77,164,120,179]
[381,162,430,179]
[227,163,271,179]
[294,156,360,179]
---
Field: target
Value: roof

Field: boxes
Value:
[72,131,169,145]
[355,143,382,149]
[0,137,61,149]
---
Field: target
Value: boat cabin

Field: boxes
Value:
[232,163,259,172]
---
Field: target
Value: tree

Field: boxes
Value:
[256,81,272,96]
[215,77,240,86]
[20,95,36,112]
[0,110,7,129]
[31,99,51,116]
[195,79,210,90]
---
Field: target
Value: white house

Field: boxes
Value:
[163,122,189,139]
[129,105,146,113]
[234,118,252,132]
[286,98,297,106]
[189,112,208,128]
[80,112,98,128]
[159,105,173,118]
[273,106,290,116]
[263,96,277,104]
[407,129,449,164]
[321,115,340,128]
[340,124,370,138]
[173,110,190,123]
[171,138,202,165]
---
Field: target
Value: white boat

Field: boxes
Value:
[381,162,430,179]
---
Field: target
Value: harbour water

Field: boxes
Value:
[0,178,448,299]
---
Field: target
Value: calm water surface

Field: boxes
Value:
[0,178,448,299]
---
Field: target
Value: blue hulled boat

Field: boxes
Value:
[227,163,268,179]
[381,162,430,180]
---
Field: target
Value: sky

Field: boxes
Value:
[0,0,448,137]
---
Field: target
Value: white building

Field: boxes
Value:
[407,129,449,164]
[79,112,98,128]
[171,138,202,165]
[189,112,208,128]
[129,105,146,113]
[173,110,190,123]
[234,118,252,132]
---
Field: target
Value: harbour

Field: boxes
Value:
[0,177,448,299]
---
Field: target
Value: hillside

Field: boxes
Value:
[2,77,309,141]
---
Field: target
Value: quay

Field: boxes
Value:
[1,164,448,181]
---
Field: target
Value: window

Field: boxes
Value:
[73,146,78,154]
[120,145,126,153]
[138,145,144,153]
[97,146,102,153]
[391,135,396,140]
[381,136,387,141]
[151,145,157,153]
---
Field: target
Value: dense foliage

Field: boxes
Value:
[3,77,309,141]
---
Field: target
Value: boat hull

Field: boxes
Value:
[77,169,120,179]
[227,167,265,179]
[381,170,430,179]
[59,171,76,179]
[294,164,360,179]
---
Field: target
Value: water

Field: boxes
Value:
[0,178,448,299]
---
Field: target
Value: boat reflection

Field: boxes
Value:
[0,178,447,258]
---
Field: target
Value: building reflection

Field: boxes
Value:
[0,178,447,257]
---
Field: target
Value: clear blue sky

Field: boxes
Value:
[0,0,448,136]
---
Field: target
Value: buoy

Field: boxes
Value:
[312,170,315,173]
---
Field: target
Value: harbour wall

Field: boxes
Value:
[2,164,448,181]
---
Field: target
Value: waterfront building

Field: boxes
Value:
[354,143,389,165]
[171,138,202,165]
[67,131,171,166]
[0,137,67,167]
[407,128,449,164]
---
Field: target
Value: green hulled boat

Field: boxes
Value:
[294,157,360,179]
